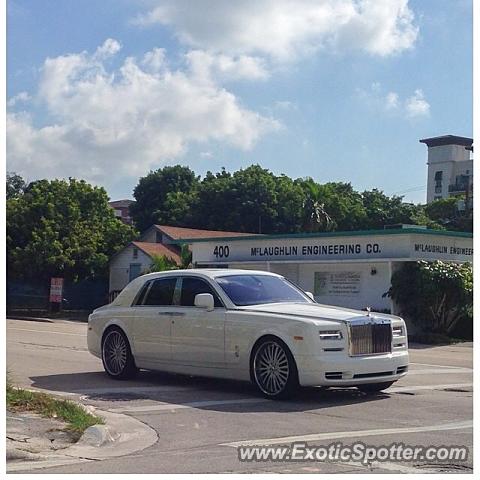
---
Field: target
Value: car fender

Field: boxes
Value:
[102,317,136,354]
[247,326,304,364]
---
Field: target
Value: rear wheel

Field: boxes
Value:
[251,338,298,399]
[102,328,138,379]
[357,381,394,394]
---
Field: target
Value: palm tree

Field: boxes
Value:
[146,254,179,273]
[301,180,332,232]
[179,244,192,269]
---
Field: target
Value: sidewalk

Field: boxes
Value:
[6,399,158,472]
[7,410,77,461]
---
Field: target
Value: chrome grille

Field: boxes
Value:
[349,322,392,356]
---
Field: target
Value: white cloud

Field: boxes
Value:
[273,100,298,111]
[133,0,418,61]
[7,91,31,107]
[405,89,430,118]
[94,38,122,59]
[185,50,269,82]
[7,40,280,187]
[385,91,400,110]
[357,83,430,119]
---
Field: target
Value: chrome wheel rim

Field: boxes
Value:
[103,331,127,376]
[254,341,289,396]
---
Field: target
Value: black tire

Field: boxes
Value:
[250,337,299,400]
[357,381,394,394]
[101,327,138,380]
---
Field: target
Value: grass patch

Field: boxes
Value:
[6,382,103,439]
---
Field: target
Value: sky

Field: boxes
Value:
[6,0,473,204]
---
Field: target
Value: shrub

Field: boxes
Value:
[385,261,472,337]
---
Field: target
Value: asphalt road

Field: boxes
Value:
[6,318,473,474]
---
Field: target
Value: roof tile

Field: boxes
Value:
[132,241,181,264]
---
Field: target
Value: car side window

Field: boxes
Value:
[180,277,223,308]
[132,281,151,306]
[143,278,177,306]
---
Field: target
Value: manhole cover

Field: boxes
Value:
[415,463,472,473]
[85,392,149,401]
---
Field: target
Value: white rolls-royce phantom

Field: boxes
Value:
[88,269,408,399]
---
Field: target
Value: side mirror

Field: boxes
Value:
[305,291,315,301]
[194,293,215,311]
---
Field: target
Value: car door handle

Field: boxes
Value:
[157,312,170,316]
[170,312,186,317]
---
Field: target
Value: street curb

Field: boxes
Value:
[64,409,158,460]
[7,315,88,323]
[7,315,55,323]
[7,397,158,472]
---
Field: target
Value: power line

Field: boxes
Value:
[391,185,426,195]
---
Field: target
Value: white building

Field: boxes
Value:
[177,226,472,316]
[420,135,473,203]
[109,225,255,300]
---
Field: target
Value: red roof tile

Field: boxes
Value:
[155,225,256,240]
[132,241,181,264]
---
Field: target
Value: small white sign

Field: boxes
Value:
[314,271,361,297]
[49,277,63,303]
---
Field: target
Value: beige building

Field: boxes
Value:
[420,135,473,203]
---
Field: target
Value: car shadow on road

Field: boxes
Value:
[29,370,391,413]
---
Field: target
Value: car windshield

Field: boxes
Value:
[215,274,312,306]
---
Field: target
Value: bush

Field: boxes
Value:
[385,261,472,338]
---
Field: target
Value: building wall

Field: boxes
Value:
[109,245,152,293]
[228,261,392,312]
[426,144,473,202]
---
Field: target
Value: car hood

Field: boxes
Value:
[238,302,396,324]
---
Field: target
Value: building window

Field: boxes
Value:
[434,171,443,190]
[133,248,138,259]
[156,232,162,243]
[434,196,442,201]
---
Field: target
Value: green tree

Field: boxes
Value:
[229,165,279,233]
[7,178,136,281]
[273,175,305,233]
[192,165,280,233]
[424,196,472,232]
[360,189,439,230]
[386,261,472,337]
[146,254,179,273]
[130,165,199,231]
[298,178,333,232]
[179,244,193,268]
[7,172,26,199]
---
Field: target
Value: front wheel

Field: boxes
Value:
[102,328,138,379]
[357,381,394,394]
[251,338,298,399]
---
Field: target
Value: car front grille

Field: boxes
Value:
[349,322,392,356]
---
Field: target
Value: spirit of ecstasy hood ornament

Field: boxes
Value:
[366,307,371,317]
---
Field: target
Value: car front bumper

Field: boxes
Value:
[296,350,409,387]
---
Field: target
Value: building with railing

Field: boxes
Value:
[420,135,473,203]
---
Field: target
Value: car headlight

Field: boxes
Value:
[319,330,343,340]
[392,325,404,337]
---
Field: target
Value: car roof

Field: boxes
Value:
[138,268,282,281]
[107,268,282,308]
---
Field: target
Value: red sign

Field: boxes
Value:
[49,277,64,303]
